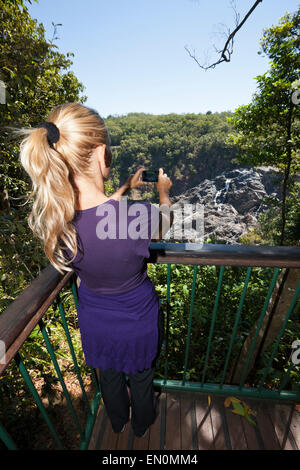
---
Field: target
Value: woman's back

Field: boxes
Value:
[69,198,161,294]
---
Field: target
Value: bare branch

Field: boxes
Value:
[50,23,62,45]
[230,0,241,28]
[185,0,263,70]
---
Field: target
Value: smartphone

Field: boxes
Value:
[141,170,159,182]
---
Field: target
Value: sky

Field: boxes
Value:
[28,0,299,118]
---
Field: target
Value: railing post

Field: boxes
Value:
[38,319,84,438]
[219,267,252,387]
[182,265,198,385]
[201,265,225,386]
[90,368,101,393]
[14,353,64,450]
[0,423,18,450]
[57,295,92,412]
[163,264,172,385]
[71,276,79,310]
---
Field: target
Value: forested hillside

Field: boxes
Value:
[106,111,238,197]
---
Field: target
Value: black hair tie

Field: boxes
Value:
[37,121,60,145]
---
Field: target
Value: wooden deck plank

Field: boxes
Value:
[127,427,135,450]
[116,421,132,450]
[189,397,199,450]
[239,398,265,450]
[164,392,181,450]
[96,408,109,450]
[99,410,118,450]
[180,392,195,450]
[240,413,262,450]
[223,404,247,449]
[194,394,214,450]
[148,392,163,450]
[287,406,300,449]
[88,401,105,450]
[215,396,232,449]
[266,403,296,450]
[104,422,119,450]
[255,402,281,450]
[278,403,300,450]
[159,392,167,450]
[132,429,150,450]
[210,396,228,449]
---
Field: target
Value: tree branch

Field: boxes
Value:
[185,0,263,70]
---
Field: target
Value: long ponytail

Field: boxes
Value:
[18,103,111,274]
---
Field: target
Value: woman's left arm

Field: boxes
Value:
[110,167,151,201]
[110,180,131,201]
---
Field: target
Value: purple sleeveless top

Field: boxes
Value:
[67,198,162,374]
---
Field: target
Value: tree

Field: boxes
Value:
[0,0,86,306]
[229,8,300,246]
[226,9,300,384]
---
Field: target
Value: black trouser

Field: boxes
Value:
[99,367,155,436]
[99,306,165,436]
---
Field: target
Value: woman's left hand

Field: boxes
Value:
[110,167,152,201]
[126,167,152,189]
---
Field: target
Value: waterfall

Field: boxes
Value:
[214,189,222,205]
[224,178,231,197]
[254,202,262,219]
[214,178,232,211]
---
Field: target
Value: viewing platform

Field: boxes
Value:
[0,242,299,450]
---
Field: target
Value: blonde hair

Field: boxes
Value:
[18,103,112,274]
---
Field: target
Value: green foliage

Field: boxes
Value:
[228,8,300,245]
[240,181,300,246]
[229,9,300,167]
[106,111,238,199]
[252,182,300,245]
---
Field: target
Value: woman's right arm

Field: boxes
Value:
[152,168,174,241]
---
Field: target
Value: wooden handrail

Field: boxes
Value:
[148,242,300,268]
[0,242,299,375]
[0,266,73,375]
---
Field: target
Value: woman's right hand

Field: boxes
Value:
[157,168,172,194]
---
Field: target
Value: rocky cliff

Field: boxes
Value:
[164,167,282,244]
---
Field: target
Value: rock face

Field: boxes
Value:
[163,167,282,244]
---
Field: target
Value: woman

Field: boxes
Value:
[18,102,173,438]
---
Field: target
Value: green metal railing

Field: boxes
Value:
[0,242,300,449]
[149,243,300,401]
[0,270,101,451]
